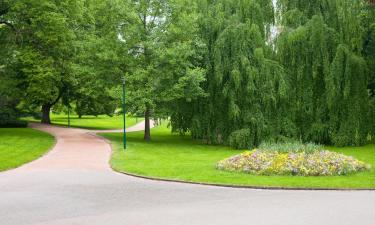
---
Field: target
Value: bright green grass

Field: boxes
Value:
[101,125,375,189]
[24,113,141,130]
[0,128,55,171]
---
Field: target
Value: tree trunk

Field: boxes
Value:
[144,106,151,141]
[41,104,51,124]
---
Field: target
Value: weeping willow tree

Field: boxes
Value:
[327,45,369,146]
[364,5,375,137]
[277,15,336,144]
[172,0,375,147]
[171,0,290,147]
[277,0,373,146]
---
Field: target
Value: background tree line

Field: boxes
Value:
[1,0,375,147]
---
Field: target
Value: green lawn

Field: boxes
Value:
[101,125,375,189]
[0,128,55,171]
[24,114,141,130]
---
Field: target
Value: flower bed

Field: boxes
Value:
[217,150,371,176]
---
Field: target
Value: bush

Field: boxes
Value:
[259,141,323,154]
[217,150,371,176]
[0,120,28,128]
[229,129,254,149]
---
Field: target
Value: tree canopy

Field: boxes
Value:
[172,0,375,147]
[1,0,375,146]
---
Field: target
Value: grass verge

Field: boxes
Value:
[100,125,375,189]
[0,128,55,171]
[23,113,141,130]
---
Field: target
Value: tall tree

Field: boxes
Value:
[6,0,84,123]
[0,0,23,126]
[172,0,288,146]
[173,0,374,147]
[124,0,205,140]
[2,0,128,124]
[277,0,372,146]
[69,0,129,118]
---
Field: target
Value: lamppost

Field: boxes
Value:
[122,77,127,150]
[67,88,71,128]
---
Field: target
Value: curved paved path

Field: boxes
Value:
[0,123,374,225]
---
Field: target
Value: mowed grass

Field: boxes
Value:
[0,128,55,171]
[24,114,141,130]
[101,125,375,189]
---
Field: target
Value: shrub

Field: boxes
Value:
[0,120,28,128]
[259,141,323,154]
[217,150,371,176]
[229,129,253,149]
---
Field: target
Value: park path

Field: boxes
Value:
[89,119,154,133]
[0,121,374,225]
[15,120,154,172]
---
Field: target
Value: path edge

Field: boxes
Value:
[112,168,375,191]
[98,133,375,192]
[0,124,58,173]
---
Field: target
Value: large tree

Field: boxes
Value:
[171,0,289,146]
[277,0,372,146]
[172,0,375,147]
[5,0,84,123]
[0,0,22,126]
[69,0,129,118]
[123,0,205,140]
[1,0,128,124]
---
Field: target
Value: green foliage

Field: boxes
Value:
[70,0,129,118]
[124,0,206,139]
[23,113,139,130]
[172,0,289,145]
[0,2,21,127]
[278,15,336,144]
[258,141,323,154]
[277,1,373,146]
[75,96,117,117]
[14,0,78,104]
[1,0,128,124]
[327,45,369,146]
[0,77,20,126]
[0,63,24,127]
[228,129,253,150]
[170,0,375,147]
[0,121,28,128]
[1,0,375,147]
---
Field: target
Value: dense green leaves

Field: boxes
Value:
[172,0,288,145]
[1,0,21,125]
[276,1,372,146]
[1,0,375,146]
[123,0,206,140]
[0,0,128,124]
[172,0,375,147]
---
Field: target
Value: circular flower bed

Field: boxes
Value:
[217,150,371,176]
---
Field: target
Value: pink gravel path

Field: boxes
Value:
[90,119,155,133]
[15,120,153,172]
